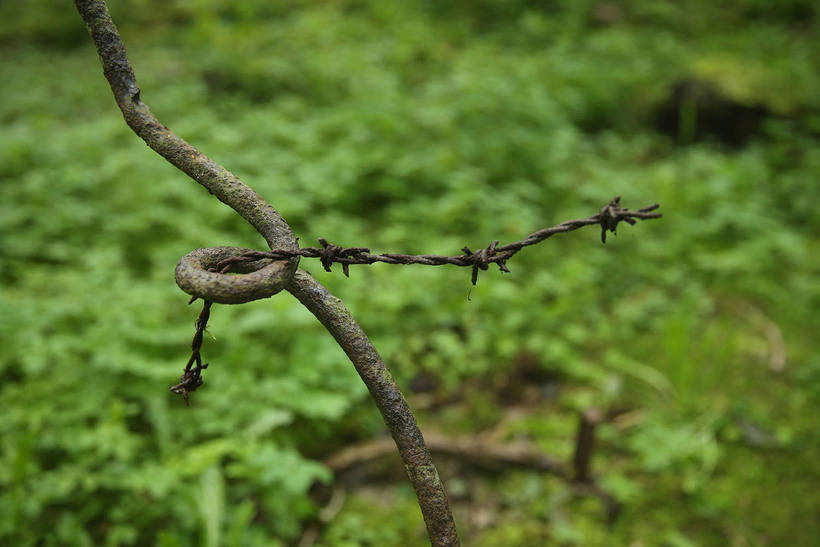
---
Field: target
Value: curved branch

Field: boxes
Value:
[288,271,459,545]
[73,0,298,258]
[74,1,459,544]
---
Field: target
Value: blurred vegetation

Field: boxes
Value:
[1,0,819,545]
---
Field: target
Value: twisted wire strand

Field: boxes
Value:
[214,197,661,286]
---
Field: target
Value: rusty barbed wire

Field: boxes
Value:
[172,197,661,403]
[169,301,210,404]
[216,197,661,286]
[170,263,232,404]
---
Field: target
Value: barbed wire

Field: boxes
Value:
[169,262,231,404]
[171,197,661,403]
[216,196,661,286]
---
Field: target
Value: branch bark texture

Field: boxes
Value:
[74,1,459,544]
[73,0,296,254]
[288,271,457,543]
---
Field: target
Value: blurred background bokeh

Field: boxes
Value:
[1,1,819,545]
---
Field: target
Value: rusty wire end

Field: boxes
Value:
[169,362,208,406]
[172,279,218,404]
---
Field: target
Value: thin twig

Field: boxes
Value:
[572,408,604,483]
[326,431,566,477]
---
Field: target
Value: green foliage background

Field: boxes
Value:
[1,1,818,545]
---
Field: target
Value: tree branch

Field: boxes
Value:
[74,1,460,544]
[325,431,566,477]
[289,271,459,544]
[73,0,298,276]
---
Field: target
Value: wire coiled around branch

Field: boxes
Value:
[171,197,661,403]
